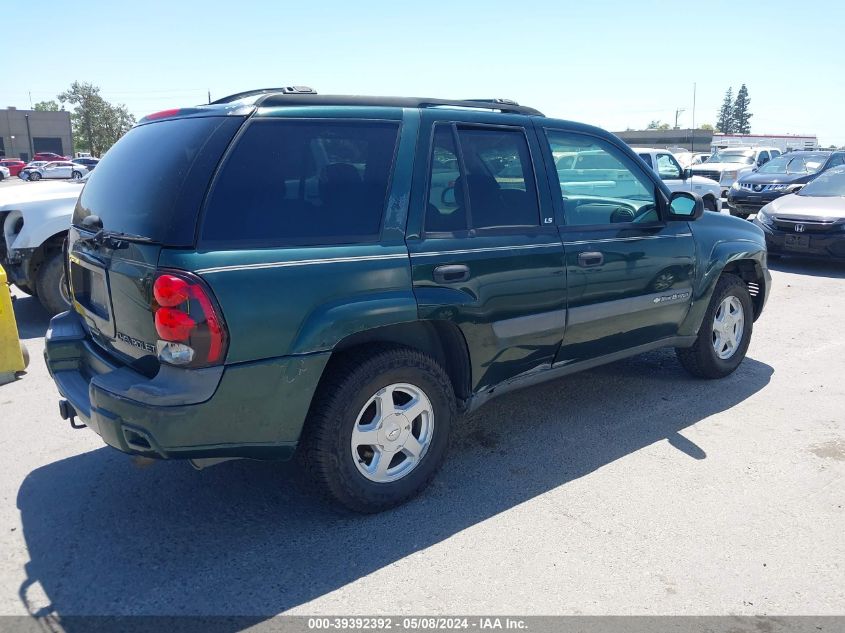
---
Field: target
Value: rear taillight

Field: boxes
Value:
[152,271,227,367]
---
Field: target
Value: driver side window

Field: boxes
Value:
[544,130,659,226]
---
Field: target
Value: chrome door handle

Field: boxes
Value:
[577,251,604,267]
[433,264,470,283]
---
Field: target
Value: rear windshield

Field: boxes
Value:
[73,116,242,245]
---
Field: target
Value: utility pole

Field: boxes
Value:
[208,90,211,104]
[691,83,697,152]
[28,91,32,109]
[674,108,686,130]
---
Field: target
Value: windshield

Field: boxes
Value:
[73,115,243,245]
[710,151,755,165]
[797,167,845,197]
[758,154,827,175]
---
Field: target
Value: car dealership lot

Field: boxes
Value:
[0,259,843,618]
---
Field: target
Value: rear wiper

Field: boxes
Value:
[76,228,159,250]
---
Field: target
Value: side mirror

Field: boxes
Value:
[682,168,693,180]
[667,191,704,221]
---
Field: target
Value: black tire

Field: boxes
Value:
[29,172,41,181]
[36,252,70,316]
[71,171,82,180]
[676,273,753,379]
[299,346,455,513]
[703,197,717,212]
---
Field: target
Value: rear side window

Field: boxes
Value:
[74,116,243,246]
[201,119,400,247]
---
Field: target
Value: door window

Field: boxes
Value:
[424,124,540,233]
[637,153,653,168]
[655,153,682,179]
[758,151,770,165]
[545,130,659,226]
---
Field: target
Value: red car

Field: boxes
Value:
[33,152,69,162]
[0,159,26,177]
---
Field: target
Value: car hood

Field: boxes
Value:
[765,194,845,220]
[693,162,751,172]
[740,172,813,185]
[0,181,83,209]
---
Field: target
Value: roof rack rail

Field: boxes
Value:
[463,98,521,106]
[256,93,543,116]
[209,86,316,105]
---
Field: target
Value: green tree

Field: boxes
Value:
[716,88,734,133]
[732,84,752,134]
[700,123,714,131]
[647,120,670,130]
[33,100,60,111]
[57,81,135,156]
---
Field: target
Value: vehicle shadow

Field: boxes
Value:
[768,257,845,279]
[16,349,773,627]
[11,294,51,340]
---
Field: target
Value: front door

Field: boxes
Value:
[407,112,567,394]
[540,127,696,365]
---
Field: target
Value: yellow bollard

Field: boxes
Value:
[0,265,27,385]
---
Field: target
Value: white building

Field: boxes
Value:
[711,133,818,154]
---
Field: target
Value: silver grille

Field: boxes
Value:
[694,170,721,182]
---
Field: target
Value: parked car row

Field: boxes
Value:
[0,156,99,182]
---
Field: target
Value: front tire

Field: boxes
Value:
[299,346,455,513]
[36,252,71,316]
[676,274,753,379]
[703,197,717,212]
[71,171,82,180]
[29,172,41,181]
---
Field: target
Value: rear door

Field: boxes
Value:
[406,111,566,393]
[538,125,696,364]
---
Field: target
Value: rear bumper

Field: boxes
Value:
[44,311,329,460]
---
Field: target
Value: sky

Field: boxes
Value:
[2,0,843,145]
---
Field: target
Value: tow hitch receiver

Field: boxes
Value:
[58,399,86,429]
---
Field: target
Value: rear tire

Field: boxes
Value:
[299,346,455,513]
[36,252,70,316]
[676,273,753,379]
[71,171,82,180]
[703,197,717,212]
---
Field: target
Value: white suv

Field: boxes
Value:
[633,148,722,212]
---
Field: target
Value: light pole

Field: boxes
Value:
[8,135,13,158]
[674,108,686,130]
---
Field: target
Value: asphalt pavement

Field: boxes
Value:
[0,251,842,622]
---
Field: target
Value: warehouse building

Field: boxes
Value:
[613,128,714,152]
[0,107,73,162]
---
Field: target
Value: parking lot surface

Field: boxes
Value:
[0,256,842,618]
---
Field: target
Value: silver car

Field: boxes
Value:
[754,165,845,260]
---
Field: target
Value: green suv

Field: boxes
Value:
[45,88,770,512]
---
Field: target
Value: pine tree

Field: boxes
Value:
[732,84,752,134]
[716,88,734,133]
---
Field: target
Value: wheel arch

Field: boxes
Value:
[720,258,767,320]
[25,229,67,283]
[327,320,473,408]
